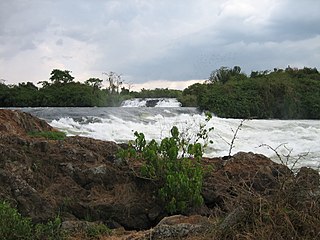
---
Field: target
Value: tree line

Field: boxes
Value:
[1,66,320,119]
[0,69,181,107]
[178,66,320,119]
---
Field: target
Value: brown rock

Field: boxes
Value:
[202,152,292,211]
[0,109,160,229]
[151,215,213,239]
[296,166,320,189]
[0,109,54,136]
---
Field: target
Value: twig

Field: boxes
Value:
[228,119,246,157]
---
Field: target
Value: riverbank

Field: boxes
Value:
[1,109,319,239]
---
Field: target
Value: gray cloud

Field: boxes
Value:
[0,0,319,85]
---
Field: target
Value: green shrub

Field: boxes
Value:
[0,201,66,240]
[34,216,65,240]
[28,131,67,140]
[0,201,33,240]
[120,114,213,214]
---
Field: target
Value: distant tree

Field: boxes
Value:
[250,70,270,78]
[38,80,50,88]
[183,83,206,96]
[208,66,243,84]
[18,82,38,90]
[232,66,241,75]
[49,69,74,84]
[301,67,318,75]
[273,68,284,73]
[85,78,103,89]
[102,71,122,94]
[120,87,130,95]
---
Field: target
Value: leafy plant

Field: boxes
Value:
[34,216,65,240]
[0,201,33,240]
[120,113,213,213]
[0,201,66,240]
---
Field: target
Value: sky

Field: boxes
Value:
[1,0,320,90]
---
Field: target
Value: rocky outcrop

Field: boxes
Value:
[202,151,292,211]
[0,109,319,239]
[0,109,159,229]
[0,109,54,136]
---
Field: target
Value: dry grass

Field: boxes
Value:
[209,168,320,240]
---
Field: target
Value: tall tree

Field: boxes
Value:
[103,71,122,94]
[49,69,74,84]
[209,66,244,84]
[85,78,103,89]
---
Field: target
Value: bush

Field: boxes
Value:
[119,114,213,214]
[35,217,65,240]
[0,201,65,240]
[0,201,33,240]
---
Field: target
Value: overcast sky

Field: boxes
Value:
[1,0,320,90]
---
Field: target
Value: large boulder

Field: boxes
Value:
[0,110,161,229]
[202,152,292,211]
[0,109,54,136]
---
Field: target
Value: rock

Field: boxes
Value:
[151,215,213,239]
[146,99,159,107]
[0,110,159,229]
[0,169,55,222]
[218,207,246,231]
[33,140,49,152]
[202,152,292,211]
[296,167,320,189]
[61,220,101,234]
[0,109,54,136]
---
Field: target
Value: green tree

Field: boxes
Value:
[209,66,244,84]
[0,82,11,106]
[194,66,320,119]
[49,69,74,84]
[85,78,103,89]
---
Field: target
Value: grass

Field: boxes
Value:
[208,167,320,240]
[28,130,67,140]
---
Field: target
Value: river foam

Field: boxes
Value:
[50,111,320,170]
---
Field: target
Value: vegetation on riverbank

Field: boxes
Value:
[179,66,320,119]
[0,201,65,240]
[28,131,67,140]
[1,66,320,118]
[119,125,207,214]
[0,69,181,107]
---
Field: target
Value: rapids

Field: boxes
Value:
[10,99,320,169]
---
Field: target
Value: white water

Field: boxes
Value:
[51,116,319,170]
[121,98,181,107]
[13,101,320,170]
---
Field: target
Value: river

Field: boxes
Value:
[11,98,320,170]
